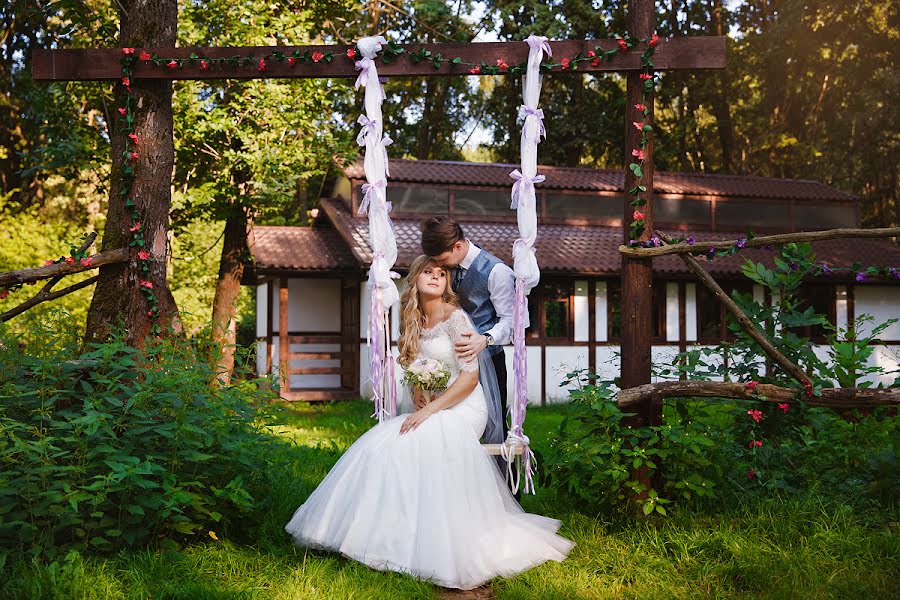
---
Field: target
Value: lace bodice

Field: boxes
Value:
[418,309,479,379]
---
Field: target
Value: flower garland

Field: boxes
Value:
[0,246,94,301]
[120,48,160,336]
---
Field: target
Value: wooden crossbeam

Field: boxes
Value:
[32,37,725,82]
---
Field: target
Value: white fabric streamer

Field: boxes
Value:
[357,36,399,421]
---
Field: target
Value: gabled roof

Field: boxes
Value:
[247,224,359,273]
[342,158,856,202]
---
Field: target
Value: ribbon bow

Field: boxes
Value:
[356,115,379,146]
[525,34,552,58]
[519,105,546,141]
[359,180,389,215]
[509,169,546,209]
[354,57,374,90]
[500,431,537,495]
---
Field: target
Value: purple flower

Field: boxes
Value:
[629,239,636,246]
[821,263,832,275]
[686,234,696,246]
[890,267,899,279]
[708,245,716,255]
[737,237,747,249]
[650,235,662,247]
[855,272,867,282]
[790,261,798,271]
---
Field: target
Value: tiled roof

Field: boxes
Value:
[314,198,900,277]
[249,224,359,272]
[342,158,856,201]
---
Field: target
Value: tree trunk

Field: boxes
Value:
[709,0,736,172]
[210,204,249,385]
[85,0,181,346]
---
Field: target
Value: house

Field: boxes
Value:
[243,159,900,402]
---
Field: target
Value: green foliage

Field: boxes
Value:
[0,322,279,557]
[545,373,720,517]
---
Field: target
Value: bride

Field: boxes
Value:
[285,255,574,590]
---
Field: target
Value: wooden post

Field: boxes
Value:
[279,277,289,396]
[621,0,656,426]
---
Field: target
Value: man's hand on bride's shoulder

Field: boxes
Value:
[454,330,487,361]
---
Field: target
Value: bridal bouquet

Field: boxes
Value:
[402,358,451,399]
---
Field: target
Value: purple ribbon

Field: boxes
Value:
[525,34,552,58]
[509,170,545,209]
[356,115,379,146]
[359,180,388,215]
[354,57,374,90]
[368,284,386,421]
[505,277,536,494]
[519,106,546,141]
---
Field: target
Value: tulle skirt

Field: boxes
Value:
[284,389,574,590]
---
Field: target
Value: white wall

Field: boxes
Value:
[855,286,900,341]
[545,347,589,403]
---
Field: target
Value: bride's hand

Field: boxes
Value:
[400,406,434,435]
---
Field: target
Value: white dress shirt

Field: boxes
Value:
[458,241,516,346]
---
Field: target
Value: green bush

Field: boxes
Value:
[0,323,279,557]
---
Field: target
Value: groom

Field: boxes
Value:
[417,216,515,440]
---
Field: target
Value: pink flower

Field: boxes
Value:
[560,58,570,70]
[778,403,790,413]
[648,34,660,48]
[632,148,646,160]
[634,103,647,112]
[166,60,178,69]
[65,256,75,264]
[139,280,153,289]
[80,257,93,267]
[139,51,152,61]
[640,72,653,81]
[496,59,509,71]
[748,440,763,449]
[311,52,324,63]
[745,380,759,392]
[469,65,481,75]
[632,209,645,221]
[118,107,127,116]
[121,76,131,87]
[346,48,356,60]
[747,469,756,480]
[0,289,8,300]
[200,60,209,70]
[128,133,138,144]
[129,222,141,233]
[633,121,644,131]
[617,38,628,51]
[587,50,597,58]
[747,409,763,423]
[130,151,139,160]
[287,57,296,66]
[44,259,54,266]
[122,47,134,55]
[138,250,150,260]
[590,58,600,67]
[258,58,266,72]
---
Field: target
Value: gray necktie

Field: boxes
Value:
[453,267,466,290]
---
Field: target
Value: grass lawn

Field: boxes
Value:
[3,400,897,599]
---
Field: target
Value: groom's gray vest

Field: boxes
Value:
[454,246,504,357]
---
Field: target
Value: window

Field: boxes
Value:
[698,282,754,341]
[453,189,510,216]
[793,204,856,230]
[791,284,834,341]
[654,196,712,226]
[545,193,623,220]
[382,186,448,213]
[716,200,790,229]
[606,279,665,340]
[542,281,571,338]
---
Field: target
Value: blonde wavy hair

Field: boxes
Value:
[398,255,459,367]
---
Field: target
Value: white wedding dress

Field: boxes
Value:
[285,309,574,590]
